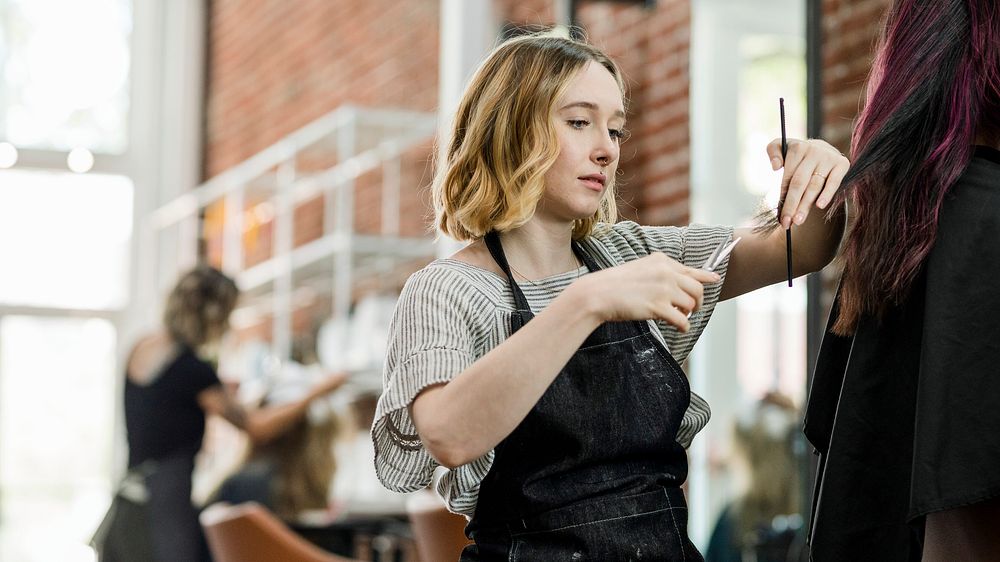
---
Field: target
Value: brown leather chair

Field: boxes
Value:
[405,489,472,562]
[200,502,363,562]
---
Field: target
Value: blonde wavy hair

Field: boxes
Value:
[434,32,625,241]
[163,265,239,349]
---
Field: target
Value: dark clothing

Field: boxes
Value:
[146,454,213,562]
[91,466,156,562]
[461,232,701,561]
[125,346,220,468]
[123,345,221,562]
[215,460,277,511]
[804,146,1000,561]
[705,506,741,562]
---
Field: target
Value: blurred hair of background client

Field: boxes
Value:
[804,0,1000,560]
[214,368,343,520]
[371,31,848,561]
[96,265,346,562]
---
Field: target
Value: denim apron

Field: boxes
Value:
[460,232,702,561]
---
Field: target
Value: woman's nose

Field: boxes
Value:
[594,143,617,168]
[598,136,619,166]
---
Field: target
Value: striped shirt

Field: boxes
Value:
[372,221,734,515]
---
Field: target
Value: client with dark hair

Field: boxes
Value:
[805,1,1000,560]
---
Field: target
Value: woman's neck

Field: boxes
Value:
[499,220,579,279]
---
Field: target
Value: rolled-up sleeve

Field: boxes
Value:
[371,267,478,493]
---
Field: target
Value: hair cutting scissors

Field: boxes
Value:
[685,236,741,318]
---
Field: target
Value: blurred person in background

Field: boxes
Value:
[212,359,350,554]
[804,0,1000,560]
[372,31,848,561]
[102,265,345,562]
[213,367,345,520]
[705,392,803,562]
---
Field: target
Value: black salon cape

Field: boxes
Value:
[803,146,1000,562]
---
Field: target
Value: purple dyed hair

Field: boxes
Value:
[830,0,1000,335]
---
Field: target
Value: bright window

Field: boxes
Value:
[736,35,808,402]
[0,170,133,309]
[0,0,132,153]
[0,316,117,562]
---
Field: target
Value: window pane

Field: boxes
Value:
[0,316,117,562]
[0,0,132,153]
[736,34,808,403]
[0,169,133,309]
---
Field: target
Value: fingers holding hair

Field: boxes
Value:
[780,141,816,228]
[770,139,850,226]
[816,155,850,209]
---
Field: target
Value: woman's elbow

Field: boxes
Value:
[242,420,278,446]
[244,425,268,445]
[796,234,840,274]
[420,427,477,469]
[411,388,479,468]
[805,249,837,275]
[428,448,467,470]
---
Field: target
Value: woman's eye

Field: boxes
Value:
[567,119,589,129]
[608,129,628,142]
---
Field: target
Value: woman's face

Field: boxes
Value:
[537,61,625,225]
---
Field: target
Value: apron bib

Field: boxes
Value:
[461,232,703,561]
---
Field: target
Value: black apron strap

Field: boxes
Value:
[484,231,603,333]
[484,232,533,332]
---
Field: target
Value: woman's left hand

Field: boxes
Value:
[767,138,850,229]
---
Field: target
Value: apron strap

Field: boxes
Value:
[484,232,533,330]
[484,231,602,333]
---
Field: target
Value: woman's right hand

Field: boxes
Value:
[573,253,720,332]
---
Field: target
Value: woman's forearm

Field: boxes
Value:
[793,200,846,273]
[198,386,312,444]
[724,202,846,301]
[411,281,603,468]
[244,399,312,444]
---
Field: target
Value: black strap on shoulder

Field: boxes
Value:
[484,231,533,331]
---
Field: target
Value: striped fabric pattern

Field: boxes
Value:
[372,221,734,515]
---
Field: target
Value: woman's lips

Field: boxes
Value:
[579,174,606,191]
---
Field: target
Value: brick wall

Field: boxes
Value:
[205,0,439,178]
[204,0,441,340]
[203,0,893,251]
[496,0,555,24]
[820,0,890,152]
[579,1,691,226]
